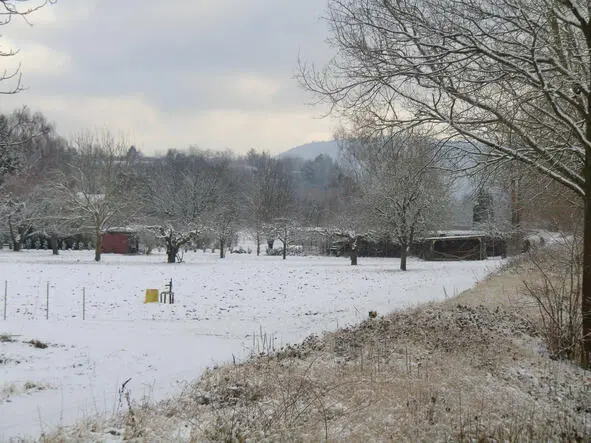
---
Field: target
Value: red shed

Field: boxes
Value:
[102,229,139,254]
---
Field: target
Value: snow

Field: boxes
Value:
[0,249,501,440]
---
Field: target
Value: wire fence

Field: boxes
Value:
[2,280,87,321]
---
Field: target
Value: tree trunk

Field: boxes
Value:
[220,239,225,258]
[350,246,358,266]
[51,237,59,255]
[256,232,261,256]
[400,243,407,271]
[511,177,520,227]
[267,238,274,250]
[282,241,287,260]
[166,241,178,263]
[8,217,21,252]
[507,176,523,256]
[583,148,591,367]
[94,229,102,262]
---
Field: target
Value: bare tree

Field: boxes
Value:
[341,132,450,270]
[0,172,46,251]
[0,108,58,185]
[208,155,245,258]
[143,149,231,263]
[0,173,75,253]
[0,191,36,250]
[151,224,198,264]
[35,177,80,254]
[301,0,591,365]
[57,131,132,262]
[142,151,195,263]
[479,162,582,234]
[246,150,295,255]
[270,217,300,260]
[323,216,375,265]
[321,173,374,265]
[0,110,76,254]
[211,206,238,258]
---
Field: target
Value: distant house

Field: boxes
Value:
[102,229,139,254]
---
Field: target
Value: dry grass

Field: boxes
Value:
[25,339,49,349]
[0,333,17,343]
[43,260,591,442]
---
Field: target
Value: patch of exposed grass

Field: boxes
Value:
[0,333,17,343]
[1,381,49,405]
[0,355,20,365]
[25,339,48,349]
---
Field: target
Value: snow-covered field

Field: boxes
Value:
[0,249,501,440]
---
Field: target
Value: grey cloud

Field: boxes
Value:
[22,0,331,112]
[2,0,336,154]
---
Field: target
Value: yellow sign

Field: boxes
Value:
[144,289,159,303]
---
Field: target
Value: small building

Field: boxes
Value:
[102,229,139,254]
[421,234,487,260]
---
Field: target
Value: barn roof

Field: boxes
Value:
[423,234,486,241]
[104,227,137,234]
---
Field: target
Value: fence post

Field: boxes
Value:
[46,282,49,320]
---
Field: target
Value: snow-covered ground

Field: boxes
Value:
[0,249,501,440]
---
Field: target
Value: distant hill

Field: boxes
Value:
[279,141,339,161]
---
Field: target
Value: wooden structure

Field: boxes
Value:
[421,234,487,260]
[101,229,139,254]
[329,237,402,258]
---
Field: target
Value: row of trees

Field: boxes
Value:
[1,105,579,268]
[0,107,481,267]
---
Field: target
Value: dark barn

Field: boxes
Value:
[421,235,487,260]
[330,237,402,258]
[102,230,139,254]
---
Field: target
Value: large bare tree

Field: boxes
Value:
[300,0,591,365]
[57,131,132,262]
[341,132,450,270]
[143,149,231,263]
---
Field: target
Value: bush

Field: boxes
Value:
[521,233,583,363]
[266,245,304,256]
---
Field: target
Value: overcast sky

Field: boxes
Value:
[0,1,337,155]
